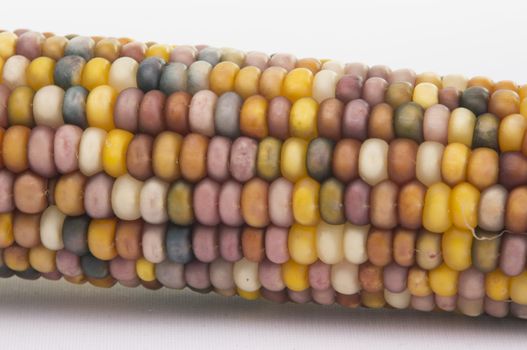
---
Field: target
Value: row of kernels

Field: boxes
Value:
[1,52,351,104]
[0,227,428,293]
[0,169,404,228]
[17,47,516,120]
[277,136,520,192]
[0,37,390,105]
[418,227,527,277]
[2,31,527,97]
[1,206,527,276]
[1,205,527,313]
[3,239,527,317]
[0,142,523,232]
[0,31,345,75]
[0,214,363,280]
[0,31,252,68]
[0,84,313,139]
[0,31,463,95]
[423,180,527,234]
[4,79,527,156]
[1,130,527,231]
[397,80,522,118]
[0,64,492,119]
[0,211,416,269]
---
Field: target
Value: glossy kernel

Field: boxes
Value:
[86,85,117,131]
[422,182,451,233]
[292,177,320,226]
[289,97,318,140]
[283,68,313,102]
[102,129,134,178]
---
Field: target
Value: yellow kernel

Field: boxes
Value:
[422,182,452,233]
[288,224,317,265]
[520,98,527,118]
[0,213,14,248]
[429,263,459,297]
[81,57,111,91]
[289,97,318,140]
[448,107,476,147]
[283,68,313,102]
[510,271,527,305]
[136,257,156,282]
[145,43,170,61]
[450,182,480,230]
[240,95,268,139]
[102,129,134,177]
[441,143,470,186]
[26,57,55,90]
[280,137,308,182]
[210,61,240,95]
[259,66,286,100]
[0,32,17,60]
[412,82,439,109]
[152,131,183,182]
[292,177,320,226]
[499,113,527,152]
[7,86,35,126]
[87,218,118,261]
[237,288,260,300]
[407,267,432,297]
[485,269,510,301]
[282,259,309,291]
[86,85,117,131]
[28,245,56,273]
[234,66,261,98]
[442,227,473,271]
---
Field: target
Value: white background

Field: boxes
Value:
[1,0,527,349]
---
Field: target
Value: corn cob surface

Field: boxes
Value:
[0,28,526,319]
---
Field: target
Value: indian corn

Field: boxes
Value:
[0,29,526,319]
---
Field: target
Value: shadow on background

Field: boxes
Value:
[0,277,524,335]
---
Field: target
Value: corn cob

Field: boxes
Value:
[0,28,527,319]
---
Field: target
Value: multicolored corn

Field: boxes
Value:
[0,28,527,319]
